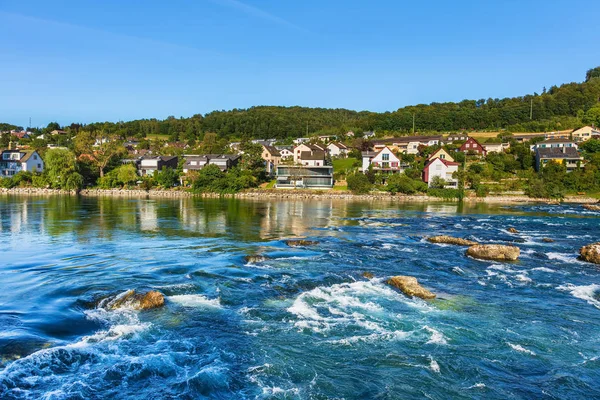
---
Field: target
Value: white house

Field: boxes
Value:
[483,142,510,154]
[423,158,459,187]
[0,148,44,176]
[571,126,599,143]
[327,142,349,157]
[530,139,578,152]
[299,150,326,167]
[293,137,310,145]
[275,146,293,160]
[361,146,404,173]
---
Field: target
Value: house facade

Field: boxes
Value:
[182,154,240,173]
[361,146,406,174]
[530,139,578,152]
[535,147,583,172]
[275,165,333,189]
[0,149,44,176]
[293,143,325,163]
[571,126,599,143]
[327,142,349,157]
[444,133,469,143]
[372,135,443,154]
[460,137,487,156]
[483,142,510,154]
[423,158,459,187]
[138,156,179,176]
[299,150,326,167]
[427,148,455,162]
[261,145,281,175]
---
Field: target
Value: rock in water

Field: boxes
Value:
[138,291,165,310]
[583,204,600,211]
[362,271,374,279]
[427,235,477,246]
[285,239,318,247]
[542,238,555,243]
[244,255,268,263]
[386,276,436,299]
[466,244,520,261]
[580,243,600,264]
[507,227,519,234]
[104,290,165,311]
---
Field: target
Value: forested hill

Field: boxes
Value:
[7,67,600,141]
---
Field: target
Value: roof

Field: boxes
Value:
[10,131,30,138]
[424,157,459,169]
[328,142,348,149]
[536,147,580,159]
[1,149,37,162]
[372,135,443,145]
[299,150,326,160]
[263,145,281,156]
[184,154,240,161]
[537,139,576,144]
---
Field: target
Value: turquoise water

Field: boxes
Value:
[0,196,599,399]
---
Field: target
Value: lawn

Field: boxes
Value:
[332,157,359,173]
[146,134,170,141]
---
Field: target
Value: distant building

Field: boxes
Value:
[0,148,44,176]
[427,148,455,162]
[444,133,469,143]
[363,131,376,139]
[138,155,178,176]
[513,134,545,143]
[483,142,510,154]
[182,154,240,173]
[275,165,333,189]
[361,146,407,174]
[261,145,281,175]
[50,130,68,135]
[327,142,349,157]
[530,139,578,152]
[571,126,599,143]
[10,131,31,140]
[423,158,459,188]
[535,147,583,172]
[459,137,486,156]
[293,137,310,145]
[371,135,443,154]
[544,131,571,140]
[275,145,293,160]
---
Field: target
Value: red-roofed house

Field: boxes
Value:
[459,137,486,156]
[423,158,459,188]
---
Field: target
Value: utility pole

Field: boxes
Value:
[412,113,415,134]
[530,99,533,120]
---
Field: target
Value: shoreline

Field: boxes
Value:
[1,187,598,204]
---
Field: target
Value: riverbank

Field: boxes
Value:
[1,187,599,204]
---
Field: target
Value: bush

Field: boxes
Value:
[429,175,447,189]
[155,167,179,188]
[427,188,460,199]
[476,185,490,197]
[347,173,372,194]
[386,174,427,195]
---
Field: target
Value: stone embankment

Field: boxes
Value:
[1,187,598,204]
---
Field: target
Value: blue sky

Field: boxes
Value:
[1,0,599,127]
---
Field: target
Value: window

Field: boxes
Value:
[33,155,38,160]
[440,154,445,159]
[382,162,389,168]
[391,162,398,168]
[382,153,389,161]
[38,164,42,169]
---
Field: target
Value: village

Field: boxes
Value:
[1,125,599,196]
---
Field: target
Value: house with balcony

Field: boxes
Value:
[535,147,583,172]
[275,165,333,189]
[361,146,407,174]
[483,142,510,154]
[0,148,44,176]
[530,139,578,152]
[138,155,178,176]
[182,154,240,173]
[423,158,459,187]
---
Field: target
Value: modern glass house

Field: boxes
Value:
[275,165,334,189]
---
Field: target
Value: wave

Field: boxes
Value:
[507,342,536,356]
[424,326,448,345]
[429,356,441,373]
[557,284,600,309]
[168,294,222,308]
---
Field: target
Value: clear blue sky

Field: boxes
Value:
[1,0,599,127]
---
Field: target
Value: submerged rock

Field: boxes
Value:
[104,290,165,311]
[285,239,318,247]
[386,276,436,299]
[507,227,519,234]
[542,238,555,243]
[466,244,520,261]
[583,204,600,211]
[244,255,269,263]
[427,235,477,246]
[362,271,374,279]
[580,243,600,264]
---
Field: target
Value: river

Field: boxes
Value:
[0,195,599,399]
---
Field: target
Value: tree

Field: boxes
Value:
[44,148,84,190]
[74,131,125,177]
[155,167,179,188]
[386,174,426,194]
[585,66,600,82]
[429,175,447,189]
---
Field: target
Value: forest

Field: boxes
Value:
[3,67,600,142]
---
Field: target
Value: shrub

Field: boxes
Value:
[386,174,427,195]
[347,173,372,194]
[427,188,460,199]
